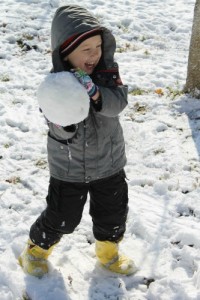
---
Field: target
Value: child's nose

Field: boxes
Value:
[91,49,99,57]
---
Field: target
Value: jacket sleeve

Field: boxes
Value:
[92,61,128,117]
[97,85,128,117]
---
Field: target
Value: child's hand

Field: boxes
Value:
[71,68,99,99]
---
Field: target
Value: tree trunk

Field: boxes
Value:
[184,0,200,98]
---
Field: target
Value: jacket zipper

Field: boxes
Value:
[83,119,86,181]
[90,111,98,177]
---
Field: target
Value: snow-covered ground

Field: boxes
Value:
[1,0,200,299]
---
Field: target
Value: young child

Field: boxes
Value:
[18,5,137,277]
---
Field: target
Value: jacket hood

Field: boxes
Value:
[51,5,116,72]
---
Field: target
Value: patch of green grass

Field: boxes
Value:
[17,34,34,49]
[144,49,151,55]
[6,176,21,184]
[1,75,10,82]
[17,39,24,48]
[140,35,147,42]
[154,148,165,155]
[116,43,138,53]
[22,33,34,40]
[129,88,148,96]
[4,143,10,148]
[35,159,47,169]
[166,86,183,99]
[134,102,148,114]
[117,23,129,33]
[1,23,7,28]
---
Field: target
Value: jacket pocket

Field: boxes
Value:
[110,123,126,168]
[95,114,119,138]
[47,135,70,177]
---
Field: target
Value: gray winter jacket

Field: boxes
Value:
[47,5,128,182]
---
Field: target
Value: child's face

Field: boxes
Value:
[64,35,102,74]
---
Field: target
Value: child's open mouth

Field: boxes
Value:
[85,62,95,72]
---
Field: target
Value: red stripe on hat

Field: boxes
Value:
[60,33,79,51]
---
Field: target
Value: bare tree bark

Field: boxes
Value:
[184,0,200,98]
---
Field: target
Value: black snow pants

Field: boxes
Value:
[30,170,128,249]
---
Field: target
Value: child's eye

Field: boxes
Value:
[83,48,90,52]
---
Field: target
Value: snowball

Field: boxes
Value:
[37,71,90,126]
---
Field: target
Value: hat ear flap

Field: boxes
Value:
[52,47,65,72]
[62,59,74,72]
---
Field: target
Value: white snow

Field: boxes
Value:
[38,72,90,126]
[0,0,200,299]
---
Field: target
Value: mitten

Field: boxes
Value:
[71,68,98,98]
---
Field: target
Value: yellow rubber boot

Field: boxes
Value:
[95,240,137,275]
[18,240,55,278]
